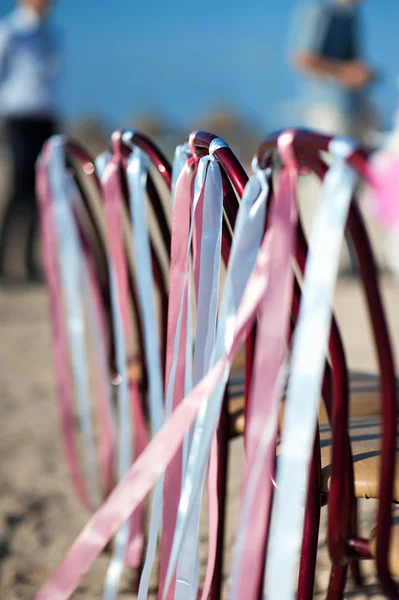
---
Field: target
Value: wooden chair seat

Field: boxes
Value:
[228,371,387,438]
[320,411,399,501]
[370,508,399,577]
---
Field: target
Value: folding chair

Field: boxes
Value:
[39,128,398,599]
[253,129,399,599]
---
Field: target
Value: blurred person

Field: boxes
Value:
[0,0,62,282]
[288,0,381,276]
[290,0,377,145]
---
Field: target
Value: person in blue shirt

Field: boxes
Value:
[0,0,62,281]
[291,0,377,144]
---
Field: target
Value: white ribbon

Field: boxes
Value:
[121,140,166,600]
[174,154,224,600]
[265,137,358,600]
[163,166,269,600]
[48,136,98,499]
[126,145,164,435]
[95,151,112,179]
[172,143,191,206]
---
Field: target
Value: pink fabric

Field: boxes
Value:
[35,186,285,599]
[36,145,93,511]
[232,154,298,598]
[158,158,198,599]
[102,156,147,568]
[190,159,220,600]
[366,150,399,229]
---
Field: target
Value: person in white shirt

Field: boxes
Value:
[0,0,62,281]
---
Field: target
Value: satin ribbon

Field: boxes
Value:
[38,139,116,509]
[89,152,117,499]
[174,149,224,600]
[159,153,212,600]
[35,144,293,598]
[266,136,358,600]
[101,154,146,599]
[163,157,269,600]
[124,141,164,435]
[229,147,297,600]
[122,138,166,600]
[36,142,92,511]
[201,153,269,600]
[64,159,116,501]
[95,151,112,178]
[48,137,99,501]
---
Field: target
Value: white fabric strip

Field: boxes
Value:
[163,169,269,600]
[172,143,190,206]
[95,151,112,179]
[124,145,166,600]
[127,147,164,435]
[174,156,224,600]
[265,137,358,600]
[48,136,98,499]
[88,153,116,456]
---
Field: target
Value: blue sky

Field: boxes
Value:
[2,0,399,131]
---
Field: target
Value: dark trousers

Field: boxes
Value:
[0,116,56,278]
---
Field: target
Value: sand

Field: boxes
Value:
[0,277,398,598]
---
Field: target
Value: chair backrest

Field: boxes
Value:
[63,133,173,384]
[257,129,398,596]
[106,130,172,381]
[62,140,115,364]
[189,131,261,425]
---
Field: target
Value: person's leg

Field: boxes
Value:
[0,120,35,278]
[0,118,56,280]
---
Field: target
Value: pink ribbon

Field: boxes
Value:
[36,145,93,511]
[230,136,298,599]
[158,157,199,599]
[102,155,147,569]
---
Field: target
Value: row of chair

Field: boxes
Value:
[41,128,398,599]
